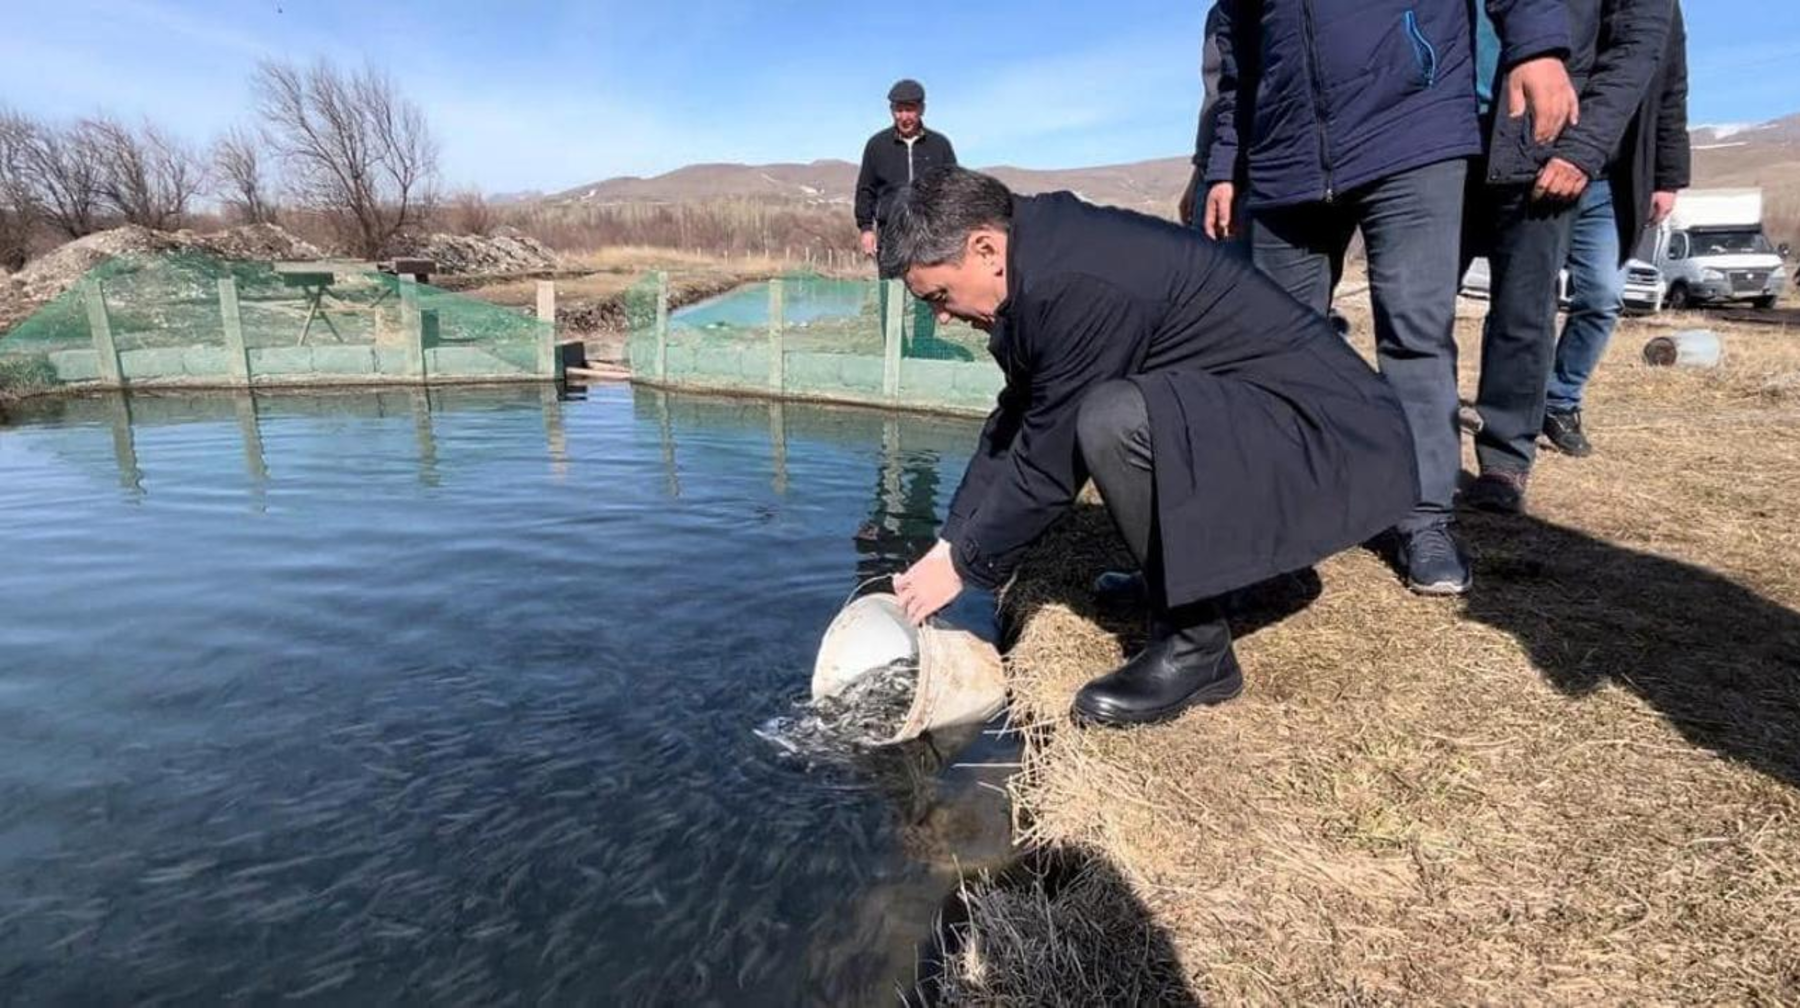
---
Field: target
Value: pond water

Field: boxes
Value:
[0,384,1013,1004]
[673,277,874,331]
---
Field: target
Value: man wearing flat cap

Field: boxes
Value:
[855,79,958,261]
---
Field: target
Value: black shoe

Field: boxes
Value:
[1397,522,1472,596]
[1461,469,1529,515]
[1541,407,1593,457]
[1072,605,1242,726]
[1091,570,1148,607]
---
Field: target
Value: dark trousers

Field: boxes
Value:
[1074,380,1231,636]
[1466,183,1579,473]
[1246,159,1466,533]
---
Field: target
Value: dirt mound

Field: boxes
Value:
[1,224,324,333]
[391,232,561,276]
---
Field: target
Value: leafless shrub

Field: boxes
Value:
[80,116,206,230]
[254,58,440,258]
[447,189,495,236]
[13,117,102,239]
[0,107,37,269]
[212,126,277,225]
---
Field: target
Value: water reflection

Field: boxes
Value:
[0,382,1012,1004]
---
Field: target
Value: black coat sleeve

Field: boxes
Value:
[1202,0,1246,186]
[854,136,879,231]
[941,135,959,168]
[948,275,1150,589]
[1652,5,1689,192]
[939,385,1023,546]
[1554,0,1675,179]
[1486,0,1573,68]
[1193,3,1227,168]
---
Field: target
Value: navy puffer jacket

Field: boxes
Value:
[1206,0,1569,209]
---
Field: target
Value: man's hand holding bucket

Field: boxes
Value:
[895,540,962,625]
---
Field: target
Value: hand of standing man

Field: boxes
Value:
[1507,55,1581,143]
[1648,190,1677,225]
[1202,182,1235,240]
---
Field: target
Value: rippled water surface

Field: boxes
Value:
[0,385,1012,1004]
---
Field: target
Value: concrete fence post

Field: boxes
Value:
[535,280,560,378]
[83,281,124,386]
[768,277,785,393]
[218,277,253,384]
[399,273,426,380]
[654,270,670,382]
[882,278,904,399]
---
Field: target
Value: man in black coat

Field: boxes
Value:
[1540,2,1689,457]
[882,167,1417,727]
[1463,0,1675,512]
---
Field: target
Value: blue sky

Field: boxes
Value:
[0,1,1791,194]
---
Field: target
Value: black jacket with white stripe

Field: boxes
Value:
[854,128,957,233]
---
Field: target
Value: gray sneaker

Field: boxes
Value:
[1399,523,1472,596]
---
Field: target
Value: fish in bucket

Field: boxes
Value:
[810,584,1006,745]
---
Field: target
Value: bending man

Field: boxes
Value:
[885,167,1418,727]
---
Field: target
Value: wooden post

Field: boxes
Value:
[535,280,560,378]
[767,277,785,393]
[218,277,253,384]
[882,278,904,399]
[399,273,426,380]
[653,270,670,381]
[83,281,124,386]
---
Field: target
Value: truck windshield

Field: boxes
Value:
[1690,229,1773,255]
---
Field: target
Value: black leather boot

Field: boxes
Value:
[1071,603,1242,726]
[1090,569,1148,608]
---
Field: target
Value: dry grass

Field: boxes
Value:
[958,304,1800,1004]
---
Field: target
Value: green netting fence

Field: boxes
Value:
[623,271,1002,415]
[0,252,557,396]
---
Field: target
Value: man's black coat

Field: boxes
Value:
[941,192,1418,606]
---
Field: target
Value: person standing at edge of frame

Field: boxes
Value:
[1196,0,1578,598]
[855,79,957,353]
[1461,0,1675,515]
[1538,1,1689,458]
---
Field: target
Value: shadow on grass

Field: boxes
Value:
[1003,502,1324,658]
[910,844,1199,1006]
[1461,511,1800,790]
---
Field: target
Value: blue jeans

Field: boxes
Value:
[1545,179,1625,413]
[1248,158,1466,532]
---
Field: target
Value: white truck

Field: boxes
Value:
[1631,188,1788,310]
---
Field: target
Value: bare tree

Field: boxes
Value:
[448,189,495,236]
[80,116,206,230]
[0,108,37,269]
[15,118,102,239]
[213,126,276,225]
[254,59,440,257]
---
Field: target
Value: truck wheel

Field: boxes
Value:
[1751,296,1777,310]
[1665,283,1691,310]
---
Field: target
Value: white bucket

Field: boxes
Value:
[811,588,1006,745]
[1643,329,1724,368]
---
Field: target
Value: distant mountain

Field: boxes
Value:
[526,109,1798,225]
[1690,112,1800,188]
[543,157,1194,217]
